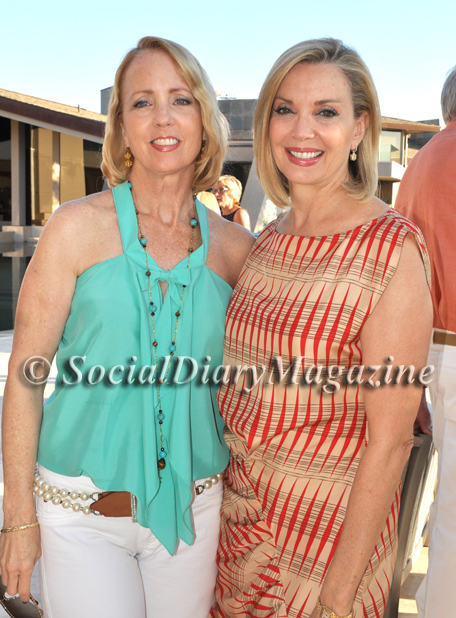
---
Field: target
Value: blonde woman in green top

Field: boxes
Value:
[0,37,253,618]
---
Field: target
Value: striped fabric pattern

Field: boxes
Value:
[211,211,431,618]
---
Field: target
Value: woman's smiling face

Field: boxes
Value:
[120,50,204,180]
[269,62,367,194]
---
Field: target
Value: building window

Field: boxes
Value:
[0,117,11,223]
[84,140,104,195]
[0,254,32,331]
[30,127,54,226]
[29,131,103,225]
[379,130,402,165]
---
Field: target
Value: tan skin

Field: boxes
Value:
[212,182,251,230]
[269,62,432,617]
[0,49,254,602]
[197,190,221,215]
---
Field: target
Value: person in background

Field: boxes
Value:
[212,175,251,229]
[197,190,221,215]
[211,38,432,618]
[395,65,456,618]
[0,36,253,618]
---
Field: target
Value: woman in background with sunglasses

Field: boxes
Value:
[212,175,251,230]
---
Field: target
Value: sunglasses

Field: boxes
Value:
[0,583,44,618]
[211,187,229,195]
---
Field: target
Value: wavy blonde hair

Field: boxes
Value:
[254,38,381,206]
[101,36,229,190]
[217,175,243,207]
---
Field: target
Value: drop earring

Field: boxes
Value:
[125,147,133,167]
[349,148,358,161]
[197,140,206,162]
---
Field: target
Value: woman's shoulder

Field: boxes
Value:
[206,208,255,286]
[35,190,119,271]
[381,207,426,239]
[233,207,251,228]
[362,199,431,289]
[387,211,431,288]
[368,199,428,250]
[54,190,114,221]
[207,208,254,250]
[356,198,424,240]
[42,190,115,239]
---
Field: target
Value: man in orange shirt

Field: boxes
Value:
[395,66,456,618]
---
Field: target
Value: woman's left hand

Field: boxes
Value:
[414,391,432,435]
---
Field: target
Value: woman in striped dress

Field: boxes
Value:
[211,39,432,618]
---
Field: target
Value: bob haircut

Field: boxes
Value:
[217,175,243,207]
[441,65,456,125]
[254,38,381,206]
[101,36,229,190]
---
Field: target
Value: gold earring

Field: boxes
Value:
[197,140,206,162]
[125,147,133,167]
[349,148,357,161]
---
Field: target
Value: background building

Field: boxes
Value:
[0,88,104,243]
[0,87,440,243]
[214,99,440,231]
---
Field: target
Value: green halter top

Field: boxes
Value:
[37,181,231,553]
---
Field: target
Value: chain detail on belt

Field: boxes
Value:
[34,471,225,517]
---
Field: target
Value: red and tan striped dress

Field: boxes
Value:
[211,211,431,618]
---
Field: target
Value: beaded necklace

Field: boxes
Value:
[132,187,199,475]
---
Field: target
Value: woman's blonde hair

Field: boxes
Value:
[253,38,381,206]
[101,36,229,190]
[217,175,243,207]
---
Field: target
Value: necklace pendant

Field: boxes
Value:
[131,185,198,479]
[158,458,166,470]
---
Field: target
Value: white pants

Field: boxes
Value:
[36,465,223,618]
[416,335,456,617]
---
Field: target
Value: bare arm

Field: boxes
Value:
[233,208,251,231]
[313,234,432,617]
[0,204,84,600]
[206,210,255,288]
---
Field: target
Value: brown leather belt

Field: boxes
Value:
[433,331,456,346]
[89,472,224,517]
[90,492,132,517]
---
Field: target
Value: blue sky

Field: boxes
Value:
[1,0,454,123]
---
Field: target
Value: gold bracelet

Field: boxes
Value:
[316,597,353,618]
[1,522,40,533]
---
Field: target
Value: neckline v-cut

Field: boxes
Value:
[112,181,209,273]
